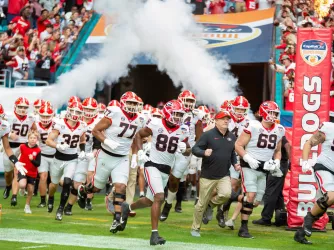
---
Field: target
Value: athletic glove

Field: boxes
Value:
[243,154,260,170]
[271,168,283,177]
[301,160,312,173]
[78,151,86,160]
[138,150,149,165]
[103,139,120,150]
[130,154,138,169]
[85,152,95,160]
[56,143,69,151]
[264,159,276,171]
[15,162,27,176]
[177,142,187,153]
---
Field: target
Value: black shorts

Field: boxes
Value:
[18,173,36,185]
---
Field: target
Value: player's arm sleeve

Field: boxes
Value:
[192,132,208,158]
[31,151,41,167]
[92,136,101,150]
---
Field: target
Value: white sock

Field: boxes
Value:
[191,186,196,192]
[166,190,177,205]
[140,191,144,196]
[152,229,158,232]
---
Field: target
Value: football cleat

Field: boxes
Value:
[119,202,130,231]
[77,185,87,209]
[77,197,86,209]
[216,209,226,228]
[150,232,166,246]
[85,202,93,211]
[159,202,172,222]
[303,212,314,237]
[24,205,32,214]
[202,213,209,225]
[238,227,254,239]
[110,220,121,234]
[190,190,195,199]
[294,229,312,244]
[252,218,271,226]
[225,219,235,230]
[204,204,213,221]
[37,202,46,208]
[11,196,17,206]
[47,199,54,213]
[55,207,64,221]
[3,186,11,199]
[64,205,72,216]
[174,201,182,213]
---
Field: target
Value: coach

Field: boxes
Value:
[190,111,238,237]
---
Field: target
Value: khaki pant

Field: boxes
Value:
[126,165,138,204]
[191,176,231,230]
[235,2,246,12]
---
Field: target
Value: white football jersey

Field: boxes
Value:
[102,106,146,155]
[229,116,250,138]
[147,117,189,167]
[84,118,99,153]
[243,120,285,162]
[182,111,200,147]
[52,118,86,155]
[317,122,334,172]
[0,120,10,139]
[36,121,56,155]
[7,114,35,143]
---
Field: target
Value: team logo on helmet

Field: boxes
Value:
[300,40,327,67]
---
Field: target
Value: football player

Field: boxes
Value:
[0,104,27,189]
[46,101,86,221]
[32,99,45,119]
[36,103,55,208]
[219,96,251,228]
[64,97,99,214]
[78,91,145,234]
[127,100,190,245]
[235,101,285,238]
[294,122,334,244]
[159,90,203,221]
[97,103,106,120]
[3,97,36,206]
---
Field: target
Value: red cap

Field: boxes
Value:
[215,111,231,119]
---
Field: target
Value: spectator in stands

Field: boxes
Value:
[37,9,51,35]
[7,0,28,23]
[188,0,207,15]
[234,0,246,12]
[40,23,53,42]
[27,31,40,79]
[6,46,29,86]
[285,45,295,62]
[52,14,63,31]
[39,0,57,12]
[71,10,83,27]
[208,0,225,14]
[65,5,78,23]
[84,0,94,11]
[284,69,294,111]
[30,0,43,29]
[3,33,24,61]
[34,46,55,83]
[11,6,31,36]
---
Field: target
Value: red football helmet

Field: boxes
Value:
[220,100,232,112]
[108,100,121,107]
[163,100,185,126]
[259,101,280,123]
[0,104,5,119]
[120,91,139,114]
[66,101,83,122]
[231,96,250,121]
[152,108,163,119]
[136,96,143,113]
[33,99,45,114]
[142,104,153,117]
[14,97,30,116]
[157,101,165,110]
[68,96,81,105]
[98,103,106,114]
[178,90,196,112]
[197,105,210,123]
[39,105,54,125]
[82,97,98,118]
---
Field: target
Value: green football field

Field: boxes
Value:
[0,191,333,250]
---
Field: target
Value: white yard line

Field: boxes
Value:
[21,246,49,249]
[0,228,269,250]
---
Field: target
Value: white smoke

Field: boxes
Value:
[45,0,238,107]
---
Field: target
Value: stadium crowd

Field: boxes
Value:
[269,0,334,118]
[0,0,93,86]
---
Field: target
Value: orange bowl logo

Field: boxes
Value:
[300,40,328,67]
[190,23,261,48]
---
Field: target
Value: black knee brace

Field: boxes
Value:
[113,192,126,206]
[71,187,78,196]
[317,193,330,211]
[63,177,72,190]
[241,201,254,215]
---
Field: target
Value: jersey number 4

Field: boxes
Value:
[118,122,137,139]
[257,134,278,149]
[156,134,179,154]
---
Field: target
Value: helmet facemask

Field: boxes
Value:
[265,110,280,123]
[83,107,97,119]
[15,105,29,116]
[170,110,184,126]
[124,101,139,114]
[40,114,53,125]
[232,107,248,120]
[67,108,83,122]
[181,97,195,112]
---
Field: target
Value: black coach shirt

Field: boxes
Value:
[192,127,237,180]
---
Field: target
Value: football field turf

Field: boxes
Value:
[0,192,333,250]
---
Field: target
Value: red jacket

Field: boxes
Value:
[8,0,28,15]
[19,143,41,178]
[11,16,31,36]
[209,1,225,14]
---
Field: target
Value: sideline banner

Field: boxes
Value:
[287,28,332,229]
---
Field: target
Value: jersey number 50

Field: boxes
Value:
[156,134,179,153]
[257,134,278,149]
[12,124,29,137]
